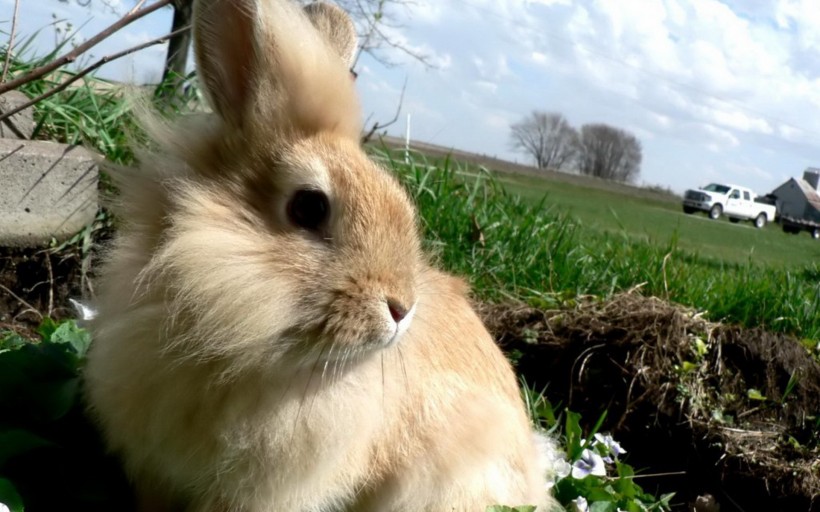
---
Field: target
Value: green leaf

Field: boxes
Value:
[781,370,800,404]
[590,502,618,512]
[36,318,59,342]
[747,388,767,401]
[565,410,584,459]
[0,430,55,467]
[616,461,635,479]
[586,409,608,445]
[0,478,24,512]
[0,344,80,423]
[693,336,708,358]
[680,360,698,373]
[48,321,91,358]
[0,332,27,353]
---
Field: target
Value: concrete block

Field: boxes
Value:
[0,91,35,140]
[0,139,99,247]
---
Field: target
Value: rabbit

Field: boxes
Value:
[83,0,559,511]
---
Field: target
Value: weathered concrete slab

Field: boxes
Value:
[0,91,35,140]
[0,139,99,247]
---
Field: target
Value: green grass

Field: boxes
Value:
[372,150,820,342]
[455,165,820,268]
[4,41,138,164]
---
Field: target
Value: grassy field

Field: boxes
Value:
[369,149,820,342]
[484,169,820,268]
[372,144,820,269]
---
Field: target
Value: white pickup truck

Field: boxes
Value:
[682,183,777,228]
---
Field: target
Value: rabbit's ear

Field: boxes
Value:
[193,0,361,137]
[192,0,257,126]
[304,2,358,67]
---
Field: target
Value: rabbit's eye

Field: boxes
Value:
[287,189,330,232]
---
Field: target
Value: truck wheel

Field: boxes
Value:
[812,228,820,240]
[754,213,767,229]
[683,206,696,214]
[709,204,722,220]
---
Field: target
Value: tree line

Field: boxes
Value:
[510,111,642,183]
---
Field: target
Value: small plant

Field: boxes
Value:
[525,390,675,512]
[0,320,132,511]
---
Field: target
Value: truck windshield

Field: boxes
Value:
[702,184,731,194]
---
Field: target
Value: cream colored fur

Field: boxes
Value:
[84,0,558,510]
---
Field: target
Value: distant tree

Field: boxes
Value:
[509,111,578,171]
[577,123,642,182]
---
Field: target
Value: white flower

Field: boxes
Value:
[0,503,10,512]
[593,433,626,461]
[569,496,590,512]
[554,457,571,479]
[546,456,572,489]
[571,449,606,479]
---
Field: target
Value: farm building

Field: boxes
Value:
[771,168,820,222]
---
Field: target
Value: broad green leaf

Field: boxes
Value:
[48,321,91,358]
[0,478,24,512]
[0,430,54,467]
[590,501,618,512]
[36,318,59,342]
[0,333,27,353]
[565,410,583,459]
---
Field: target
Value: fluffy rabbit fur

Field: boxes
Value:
[84,0,558,510]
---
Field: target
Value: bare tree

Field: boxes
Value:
[577,123,642,183]
[509,111,578,171]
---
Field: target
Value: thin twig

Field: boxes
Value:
[1,0,21,83]
[626,470,688,480]
[127,0,150,16]
[44,252,54,318]
[0,26,190,124]
[361,76,407,143]
[0,0,172,96]
[0,283,42,321]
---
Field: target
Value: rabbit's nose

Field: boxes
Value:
[386,298,410,323]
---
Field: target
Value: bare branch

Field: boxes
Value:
[127,0,150,16]
[0,0,172,95]
[0,25,190,124]
[361,76,407,143]
[1,0,20,83]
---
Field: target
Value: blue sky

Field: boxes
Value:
[5,0,820,195]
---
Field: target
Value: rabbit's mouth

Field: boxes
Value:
[314,297,418,359]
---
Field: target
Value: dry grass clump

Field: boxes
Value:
[479,292,820,510]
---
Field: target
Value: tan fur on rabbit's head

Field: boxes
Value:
[111,0,423,375]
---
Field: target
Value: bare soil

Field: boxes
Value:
[479,294,820,512]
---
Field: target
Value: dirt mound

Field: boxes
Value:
[479,293,820,511]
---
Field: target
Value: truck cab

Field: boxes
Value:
[683,183,776,228]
